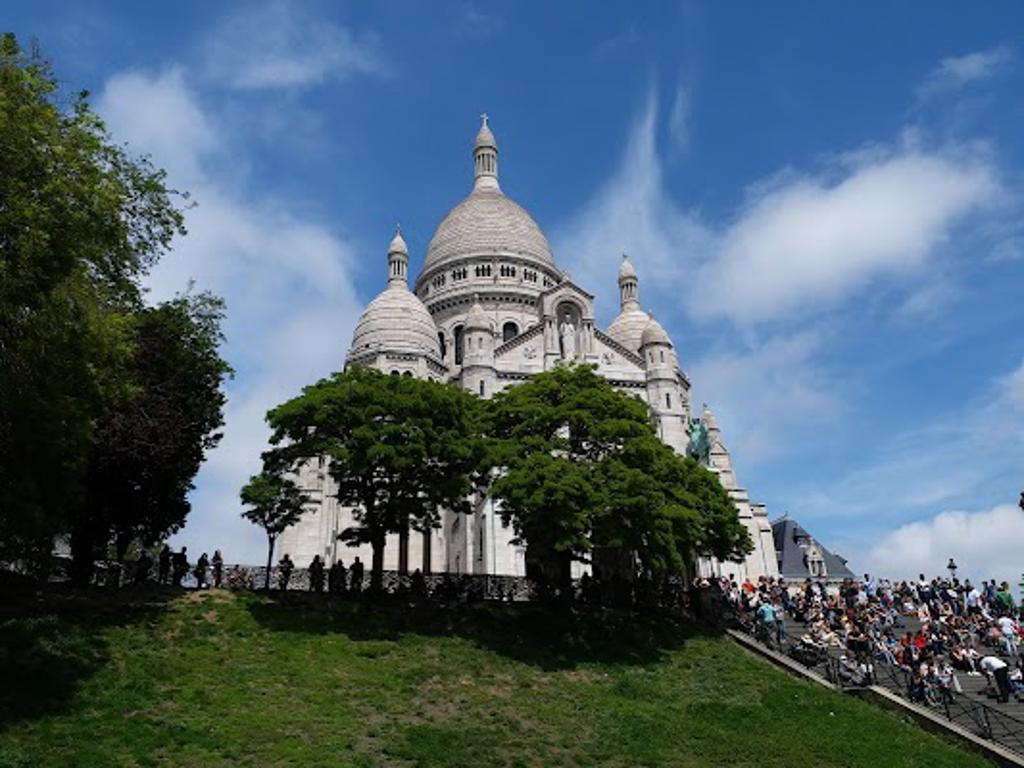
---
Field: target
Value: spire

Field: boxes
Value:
[387,224,409,288]
[618,253,639,310]
[473,113,500,192]
[702,402,720,433]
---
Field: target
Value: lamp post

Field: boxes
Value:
[946,558,958,582]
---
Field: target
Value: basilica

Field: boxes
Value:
[278,117,779,582]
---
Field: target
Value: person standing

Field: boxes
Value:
[309,555,325,593]
[194,553,209,589]
[350,557,364,594]
[329,559,347,595]
[278,554,294,591]
[981,655,1012,703]
[158,545,171,585]
[134,551,153,585]
[172,547,189,587]
[212,550,224,588]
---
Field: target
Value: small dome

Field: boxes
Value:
[475,114,496,150]
[640,317,671,348]
[388,227,408,256]
[607,308,650,352]
[465,295,490,331]
[618,254,637,281]
[348,285,440,361]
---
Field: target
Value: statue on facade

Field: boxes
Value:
[559,315,577,360]
[687,419,711,466]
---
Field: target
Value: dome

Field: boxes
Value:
[618,254,638,281]
[422,187,554,273]
[607,308,650,352]
[388,229,408,256]
[640,317,671,347]
[348,284,441,361]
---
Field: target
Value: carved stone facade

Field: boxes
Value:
[279,117,779,582]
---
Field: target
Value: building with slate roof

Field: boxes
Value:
[278,116,779,582]
[772,517,855,584]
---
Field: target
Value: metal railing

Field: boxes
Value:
[731,612,1024,756]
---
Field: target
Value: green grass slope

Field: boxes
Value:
[0,589,993,768]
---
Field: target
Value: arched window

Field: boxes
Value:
[402,371,413,377]
[502,321,518,343]
[438,332,447,360]
[479,380,485,396]
[660,350,665,362]
[390,370,399,376]
[665,392,672,409]
[453,325,465,365]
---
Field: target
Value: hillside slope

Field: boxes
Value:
[0,589,993,768]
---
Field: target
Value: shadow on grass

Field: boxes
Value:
[0,584,177,728]
[245,592,720,670]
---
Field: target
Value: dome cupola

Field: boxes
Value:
[607,254,650,352]
[348,228,441,362]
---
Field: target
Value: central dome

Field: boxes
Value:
[422,187,554,273]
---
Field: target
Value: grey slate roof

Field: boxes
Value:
[771,517,855,581]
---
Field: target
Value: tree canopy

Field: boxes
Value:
[486,365,751,586]
[0,34,226,577]
[263,366,485,588]
[240,471,309,589]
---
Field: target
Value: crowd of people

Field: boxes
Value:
[714,571,1024,706]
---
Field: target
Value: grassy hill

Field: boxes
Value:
[0,588,993,768]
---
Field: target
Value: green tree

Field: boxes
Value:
[486,365,750,591]
[0,34,185,564]
[240,472,309,590]
[264,367,484,590]
[70,292,232,583]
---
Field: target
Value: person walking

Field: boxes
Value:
[212,550,224,588]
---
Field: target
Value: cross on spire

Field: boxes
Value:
[480,112,489,127]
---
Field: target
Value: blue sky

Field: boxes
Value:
[8,2,1024,581]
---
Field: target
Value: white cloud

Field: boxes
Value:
[201,1,385,90]
[689,331,842,465]
[98,68,365,563]
[859,504,1024,584]
[917,46,1013,100]
[691,148,997,324]
[668,83,691,155]
[553,94,714,324]
[556,94,999,329]
[1002,358,1024,412]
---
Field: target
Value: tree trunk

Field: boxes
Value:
[265,535,275,590]
[370,533,385,592]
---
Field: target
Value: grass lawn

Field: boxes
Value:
[0,588,994,768]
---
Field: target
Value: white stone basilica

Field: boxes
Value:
[279,117,779,582]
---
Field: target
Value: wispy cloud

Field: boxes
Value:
[99,68,365,562]
[668,83,691,156]
[917,45,1013,100]
[556,93,1000,328]
[201,1,386,90]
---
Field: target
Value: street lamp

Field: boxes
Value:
[946,558,958,581]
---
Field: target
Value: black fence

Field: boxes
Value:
[728,610,1024,757]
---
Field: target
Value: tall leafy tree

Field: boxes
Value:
[240,472,309,590]
[486,365,751,590]
[264,366,484,590]
[71,293,232,583]
[0,34,186,564]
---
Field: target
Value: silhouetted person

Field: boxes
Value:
[350,557,364,594]
[278,554,294,591]
[329,559,347,595]
[172,547,189,587]
[212,550,224,588]
[158,545,171,585]
[309,555,325,593]
[195,552,210,589]
[134,551,153,585]
[411,568,427,598]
